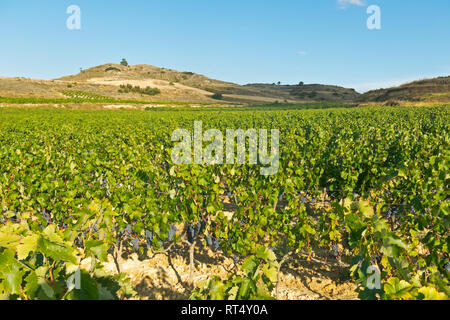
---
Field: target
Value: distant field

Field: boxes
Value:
[0,95,217,106]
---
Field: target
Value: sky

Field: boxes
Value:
[0,0,449,92]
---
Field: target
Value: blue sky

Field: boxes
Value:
[0,0,449,92]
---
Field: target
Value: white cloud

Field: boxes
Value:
[298,51,307,56]
[337,0,366,9]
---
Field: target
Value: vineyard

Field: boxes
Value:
[0,105,448,300]
[0,95,210,106]
[61,90,114,101]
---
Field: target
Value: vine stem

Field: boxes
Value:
[147,242,175,259]
[182,238,196,284]
[276,251,293,299]
[113,240,123,274]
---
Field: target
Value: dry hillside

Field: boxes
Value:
[358,76,450,103]
[1,62,448,105]
[56,63,361,104]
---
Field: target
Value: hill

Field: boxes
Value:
[358,76,450,103]
[56,63,360,104]
[1,62,448,106]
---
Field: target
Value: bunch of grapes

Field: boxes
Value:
[186,221,206,244]
[187,224,195,243]
[100,177,111,198]
[89,219,99,232]
[131,238,140,251]
[213,237,221,251]
[205,235,221,251]
[125,224,132,234]
[42,209,52,224]
[145,230,153,248]
[168,224,177,241]
[372,255,382,267]
[444,262,450,272]
[386,208,397,220]
[332,245,340,257]
[197,220,206,235]
[206,236,213,247]
[74,232,86,247]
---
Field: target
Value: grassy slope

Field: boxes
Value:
[358,76,450,103]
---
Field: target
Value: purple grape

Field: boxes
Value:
[444,262,450,272]
[168,224,177,241]
[197,221,206,235]
[145,230,153,242]
[213,237,220,251]
[187,224,195,243]
[332,245,339,257]
[131,238,139,250]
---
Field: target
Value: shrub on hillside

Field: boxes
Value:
[211,93,223,100]
[384,100,401,107]
[308,91,318,98]
[106,67,121,72]
[119,84,161,96]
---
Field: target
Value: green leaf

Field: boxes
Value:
[262,264,278,283]
[383,278,412,300]
[24,271,39,298]
[238,278,252,299]
[387,237,408,250]
[209,278,225,300]
[66,270,99,300]
[0,232,21,249]
[85,240,109,262]
[0,250,25,295]
[242,256,258,276]
[17,234,40,260]
[97,284,116,300]
[358,200,374,218]
[37,277,55,299]
[256,246,277,262]
[38,237,77,264]
[417,287,448,300]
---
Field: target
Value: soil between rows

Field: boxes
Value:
[81,242,359,300]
